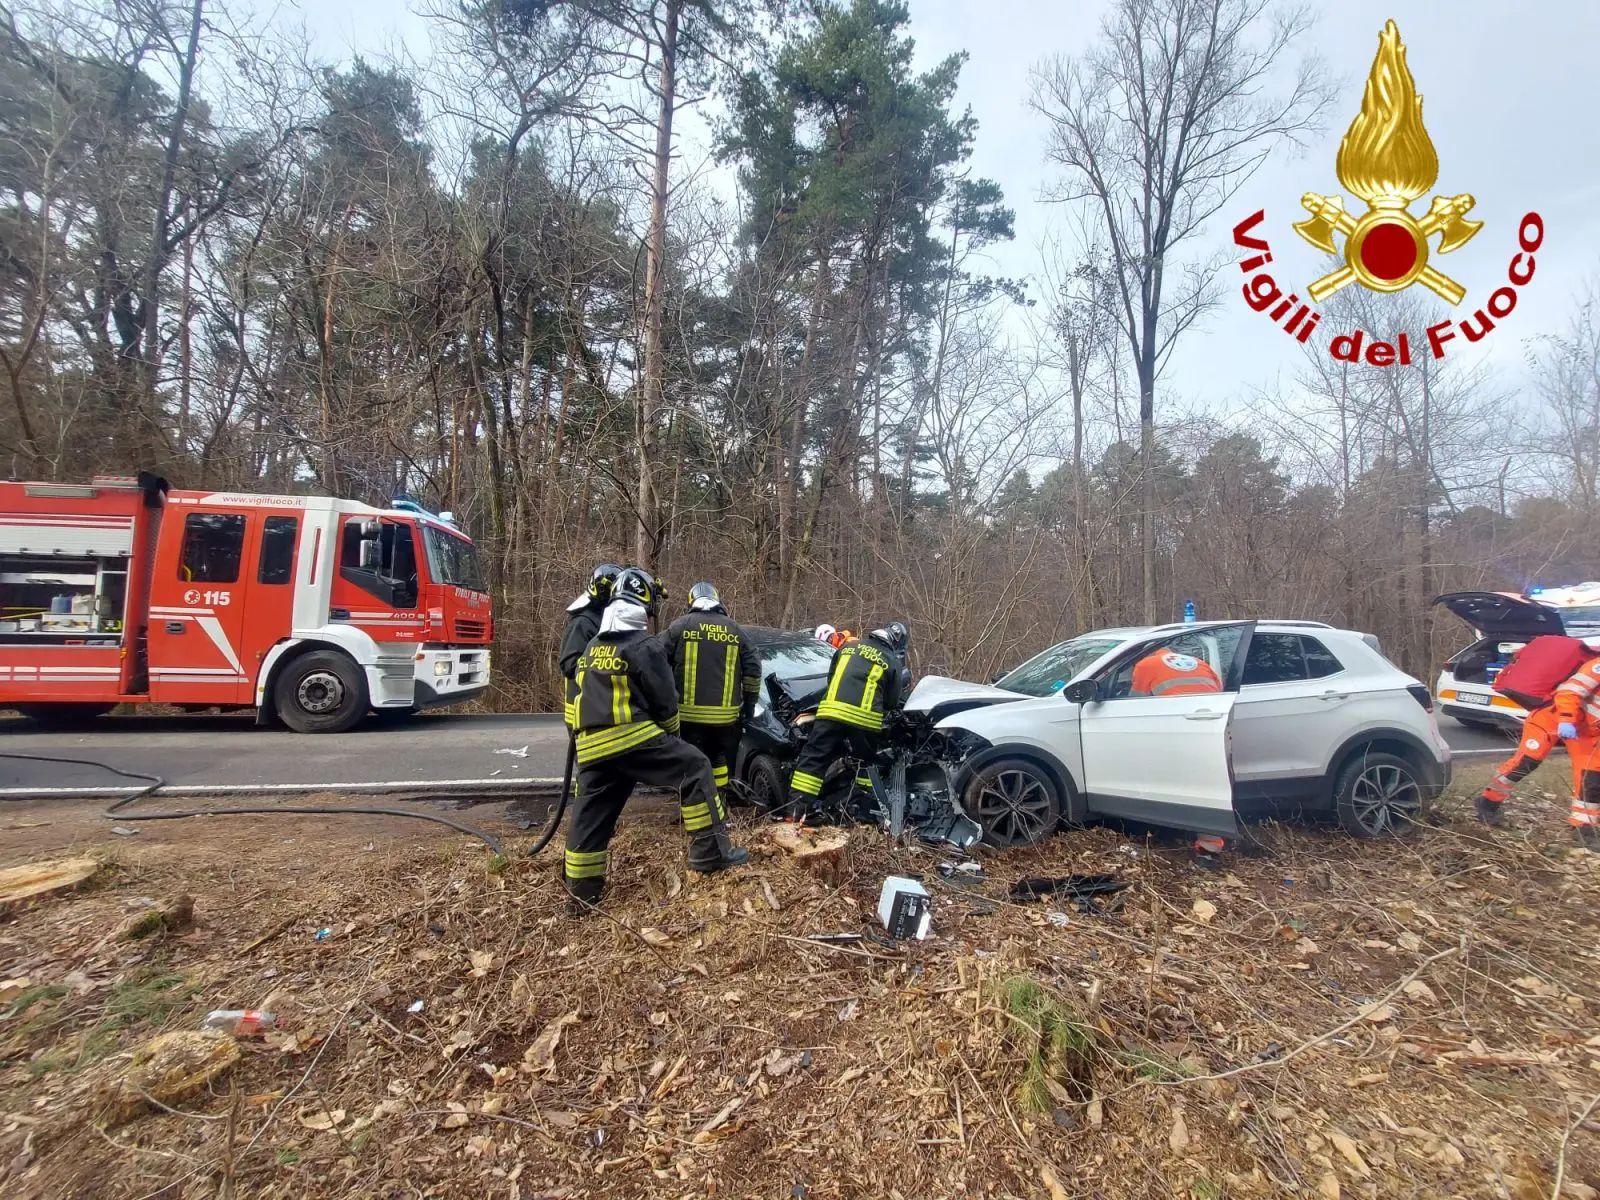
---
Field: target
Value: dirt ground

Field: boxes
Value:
[2,765,1599,1200]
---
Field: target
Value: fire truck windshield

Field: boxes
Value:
[422,525,486,593]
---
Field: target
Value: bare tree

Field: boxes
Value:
[1031,0,1329,620]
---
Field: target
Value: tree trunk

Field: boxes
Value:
[635,0,682,571]
[138,0,205,470]
[1139,362,1156,624]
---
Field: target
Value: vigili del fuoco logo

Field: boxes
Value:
[1231,19,1543,367]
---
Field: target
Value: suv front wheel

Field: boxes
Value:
[962,757,1062,847]
[1333,750,1426,838]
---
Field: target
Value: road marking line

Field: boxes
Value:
[0,777,565,798]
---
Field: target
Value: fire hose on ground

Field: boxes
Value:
[0,751,510,855]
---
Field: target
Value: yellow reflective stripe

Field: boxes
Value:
[686,640,700,705]
[564,700,578,729]
[816,701,884,730]
[611,672,624,727]
[564,849,608,879]
[679,703,740,724]
[712,765,730,786]
[743,677,760,694]
[681,802,712,831]
[722,646,737,709]
[662,713,680,734]
[825,653,849,705]
[575,721,663,763]
[791,771,824,796]
[860,663,884,713]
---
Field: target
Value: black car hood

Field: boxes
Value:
[1431,591,1566,638]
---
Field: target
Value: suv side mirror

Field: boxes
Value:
[1063,678,1099,704]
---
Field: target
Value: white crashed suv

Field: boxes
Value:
[906,620,1453,847]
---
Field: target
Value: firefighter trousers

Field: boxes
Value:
[680,720,742,804]
[1483,706,1600,830]
[564,733,725,903]
[786,717,879,819]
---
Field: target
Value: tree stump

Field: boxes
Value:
[767,824,849,887]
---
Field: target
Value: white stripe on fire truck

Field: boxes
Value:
[146,608,245,676]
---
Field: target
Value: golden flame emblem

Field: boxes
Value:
[1293,20,1481,304]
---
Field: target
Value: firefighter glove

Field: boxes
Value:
[1559,721,1579,740]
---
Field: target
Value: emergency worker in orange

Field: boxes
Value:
[1130,648,1222,697]
[1479,646,1600,848]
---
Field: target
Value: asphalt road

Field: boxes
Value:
[0,713,571,798]
[0,711,1511,800]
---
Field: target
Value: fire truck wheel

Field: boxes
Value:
[275,650,369,734]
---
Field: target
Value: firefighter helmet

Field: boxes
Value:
[612,567,661,615]
[688,581,725,613]
[813,623,836,644]
[874,622,909,654]
[587,563,622,604]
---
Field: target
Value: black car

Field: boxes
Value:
[731,626,837,809]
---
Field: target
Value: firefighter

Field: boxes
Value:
[662,581,761,810]
[1130,646,1222,696]
[1478,652,1600,848]
[784,622,912,822]
[564,568,749,913]
[559,563,622,729]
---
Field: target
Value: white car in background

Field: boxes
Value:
[907,620,1452,847]
[1433,589,1600,734]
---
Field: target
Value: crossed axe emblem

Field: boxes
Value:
[1293,192,1482,305]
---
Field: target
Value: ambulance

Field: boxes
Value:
[1433,585,1600,732]
[0,474,492,731]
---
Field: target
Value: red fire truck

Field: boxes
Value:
[0,474,492,732]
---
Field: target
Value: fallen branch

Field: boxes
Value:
[1552,1091,1600,1200]
[1157,941,1463,1087]
[240,911,302,955]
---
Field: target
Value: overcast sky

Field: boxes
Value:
[272,0,1600,415]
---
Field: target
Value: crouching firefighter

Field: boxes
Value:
[663,581,760,811]
[784,623,912,822]
[1478,634,1600,848]
[564,568,750,913]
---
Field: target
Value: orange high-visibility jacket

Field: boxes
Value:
[1131,650,1222,697]
[1552,656,1600,726]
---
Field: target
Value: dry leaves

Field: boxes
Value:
[1327,1130,1370,1177]
[1402,979,1437,1003]
[1359,1003,1394,1024]
[523,1010,579,1076]
[297,1106,346,1131]
[1169,1107,1190,1153]
[467,950,494,977]
[1191,899,1216,923]
[639,927,673,947]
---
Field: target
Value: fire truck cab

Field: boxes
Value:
[0,474,492,732]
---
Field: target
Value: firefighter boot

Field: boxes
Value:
[688,797,750,873]
[1475,795,1506,826]
[1574,824,1600,851]
[564,873,604,917]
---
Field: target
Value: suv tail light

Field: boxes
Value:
[1407,684,1434,712]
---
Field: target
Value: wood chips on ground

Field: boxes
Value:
[1,773,1599,1199]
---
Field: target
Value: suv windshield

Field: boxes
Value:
[422,526,486,593]
[996,636,1126,697]
[756,637,835,681]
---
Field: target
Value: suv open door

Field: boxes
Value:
[1073,622,1253,836]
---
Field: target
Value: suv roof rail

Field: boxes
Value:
[1261,619,1336,629]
